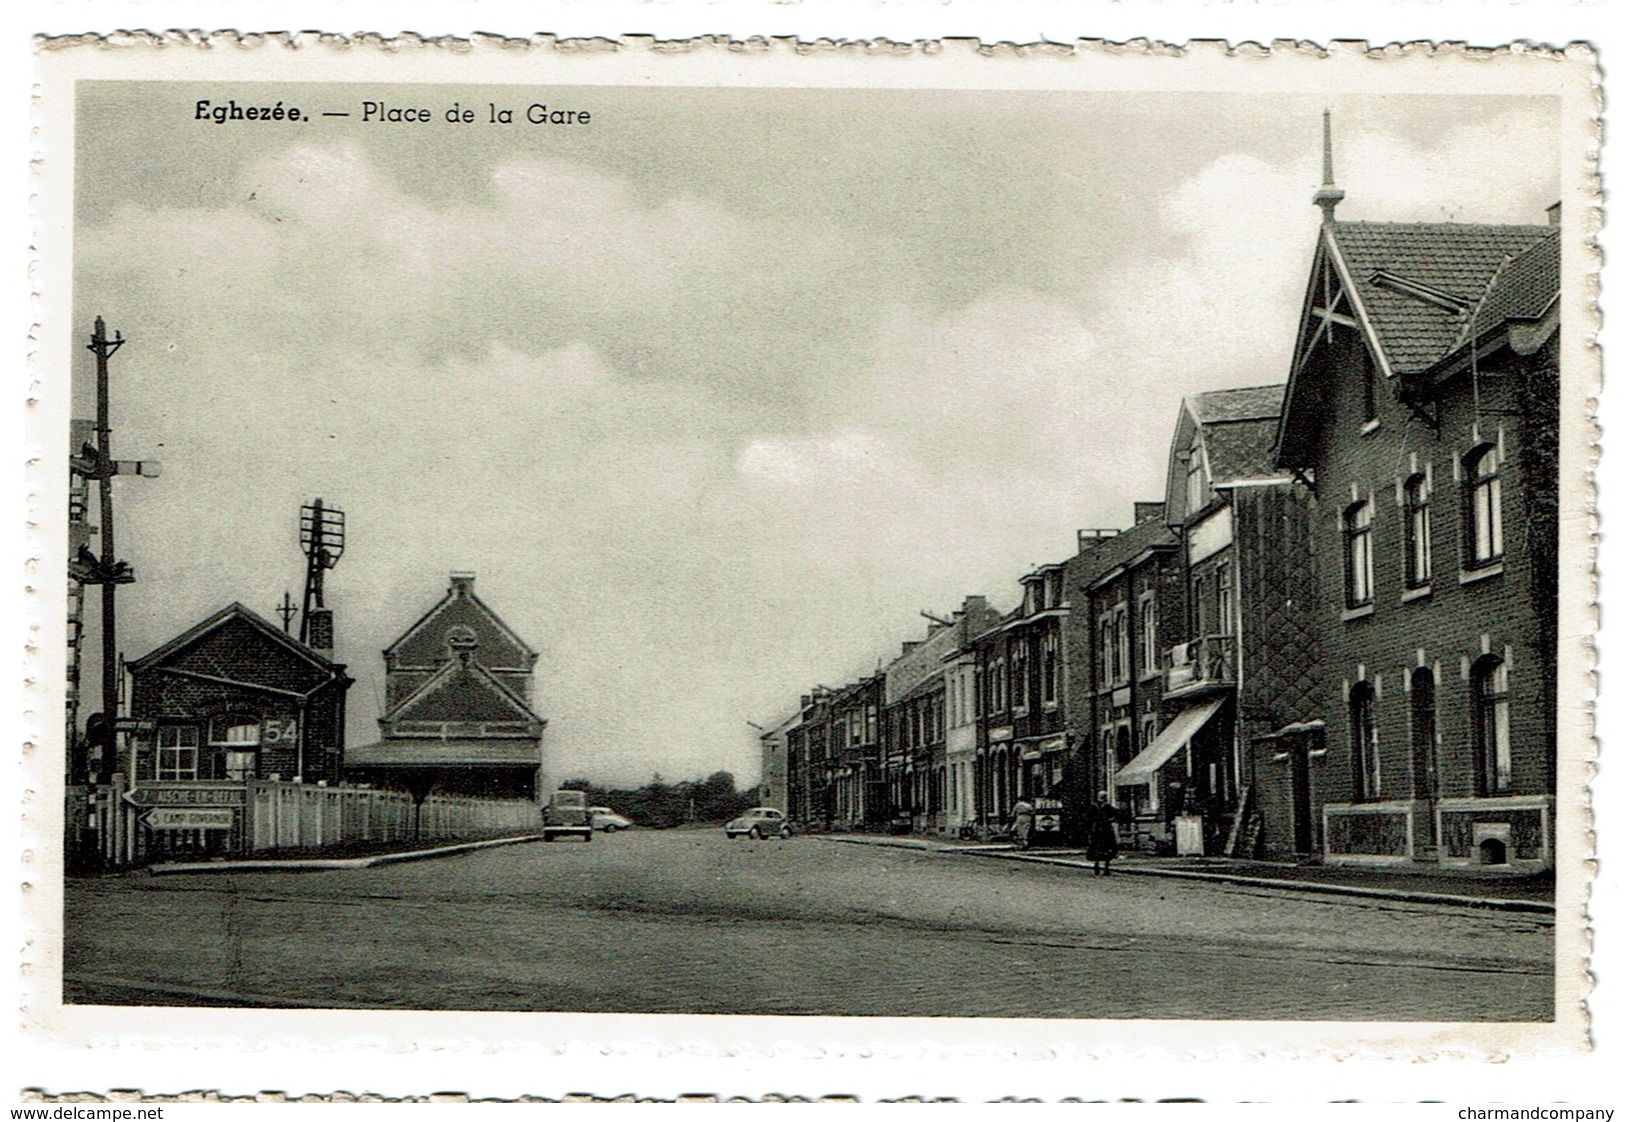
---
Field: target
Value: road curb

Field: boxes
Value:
[964,849,1555,915]
[147,833,543,875]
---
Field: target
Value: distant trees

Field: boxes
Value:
[557,770,759,829]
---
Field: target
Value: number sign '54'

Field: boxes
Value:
[260,718,297,744]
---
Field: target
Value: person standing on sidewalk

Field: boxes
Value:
[1084,792,1122,876]
[1009,795,1035,850]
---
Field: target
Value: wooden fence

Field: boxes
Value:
[66,778,542,869]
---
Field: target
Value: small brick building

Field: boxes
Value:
[122,602,352,857]
[127,602,351,787]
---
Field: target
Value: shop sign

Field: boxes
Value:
[145,807,234,830]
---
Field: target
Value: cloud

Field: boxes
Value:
[69,97,1562,788]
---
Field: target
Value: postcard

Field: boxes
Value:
[20,29,1600,1100]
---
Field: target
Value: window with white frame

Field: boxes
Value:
[1012,640,1029,711]
[1404,472,1433,588]
[1185,443,1208,515]
[1041,631,1058,705]
[1473,655,1512,794]
[1343,500,1374,608]
[1216,562,1234,634]
[1349,681,1380,801]
[1464,444,1504,567]
[157,725,200,781]
[1113,606,1131,684]
[1139,594,1159,674]
[1097,616,1113,689]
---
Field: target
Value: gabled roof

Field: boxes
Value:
[1276,219,1555,467]
[1453,227,1560,350]
[385,652,542,725]
[1185,384,1285,425]
[1329,221,1551,375]
[128,601,345,679]
[384,576,538,669]
[1164,384,1288,519]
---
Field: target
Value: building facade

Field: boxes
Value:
[347,573,546,802]
[1070,509,1181,848]
[121,602,353,858]
[1272,189,1560,868]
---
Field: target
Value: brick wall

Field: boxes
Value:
[1300,328,1557,822]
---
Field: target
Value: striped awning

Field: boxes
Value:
[1114,697,1224,786]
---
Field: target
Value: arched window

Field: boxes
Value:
[1464,444,1504,567]
[1409,667,1437,799]
[1403,473,1433,588]
[1473,655,1512,794]
[1349,681,1379,801]
[1343,500,1374,608]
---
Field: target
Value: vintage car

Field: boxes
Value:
[541,789,593,842]
[724,807,792,840]
[589,807,634,832]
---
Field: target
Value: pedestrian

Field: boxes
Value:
[1084,791,1121,876]
[1009,795,1035,850]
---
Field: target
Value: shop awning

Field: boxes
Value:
[1114,697,1225,786]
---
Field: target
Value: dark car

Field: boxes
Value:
[542,790,593,842]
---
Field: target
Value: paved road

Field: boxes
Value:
[63,829,1553,1020]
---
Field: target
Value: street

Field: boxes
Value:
[63,830,1554,1020]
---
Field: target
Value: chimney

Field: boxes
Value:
[1547,201,1562,227]
[1077,528,1120,553]
[1134,501,1166,525]
[305,607,334,659]
[450,572,476,598]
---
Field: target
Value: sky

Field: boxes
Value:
[68,82,1560,789]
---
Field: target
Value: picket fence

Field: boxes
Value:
[66,778,542,869]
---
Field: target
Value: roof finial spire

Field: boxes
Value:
[1313,107,1345,226]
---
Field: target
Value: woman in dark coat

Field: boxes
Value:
[1084,792,1121,875]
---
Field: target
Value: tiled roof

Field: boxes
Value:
[1332,222,1552,372]
[128,601,344,677]
[1204,415,1285,484]
[1067,515,1177,591]
[348,737,543,767]
[1186,384,1285,424]
[1454,228,1560,350]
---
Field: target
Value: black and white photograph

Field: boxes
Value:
[17,23,1605,1104]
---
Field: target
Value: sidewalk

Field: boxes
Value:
[147,833,542,875]
[822,833,1555,914]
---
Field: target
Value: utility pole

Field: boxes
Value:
[276,591,297,633]
[69,317,158,782]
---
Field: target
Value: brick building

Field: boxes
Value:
[756,710,797,813]
[347,573,546,802]
[1065,508,1180,845]
[882,596,1000,835]
[1271,177,1560,868]
[123,601,353,857]
[1099,385,1320,856]
[826,674,885,831]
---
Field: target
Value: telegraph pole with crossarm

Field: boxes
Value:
[68,317,159,783]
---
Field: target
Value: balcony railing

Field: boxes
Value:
[1164,634,1236,695]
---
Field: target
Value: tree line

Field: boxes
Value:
[559,770,761,829]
